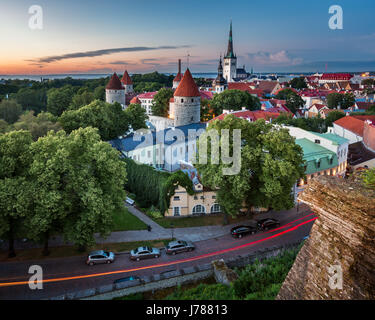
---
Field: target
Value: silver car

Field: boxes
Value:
[130,246,160,261]
[86,250,115,266]
[166,240,195,255]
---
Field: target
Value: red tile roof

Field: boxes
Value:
[173,72,183,82]
[334,115,375,137]
[138,91,158,99]
[130,96,141,104]
[321,73,353,81]
[228,83,263,96]
[199,91,214,100]
[174,68,200,97]
[106,73,124,90]
[121,70,133,85]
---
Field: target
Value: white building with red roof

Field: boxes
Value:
[319,73,353,84]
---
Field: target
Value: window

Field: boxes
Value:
[173,207,180,217]
[210,203,221,214]
[191,99,194,103]
[181,99,184,103]
[200,196,204,200]
[194,196,198,200]
[315,139,321,144]
[192,205,205,215]
[212,195,216,199]
[317,161,321,169]
[173,196,180,201]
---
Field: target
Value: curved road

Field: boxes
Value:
[0,212,316,300]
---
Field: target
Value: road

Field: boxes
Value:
[0,212,316,300]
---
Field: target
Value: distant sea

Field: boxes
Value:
[0,72,302,81]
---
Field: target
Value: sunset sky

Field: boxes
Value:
[1,0,375,75]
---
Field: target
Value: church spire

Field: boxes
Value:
[225,20,235,59]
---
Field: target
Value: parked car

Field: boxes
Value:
[257,218,280,231]
[126,197,135,205]
[130,246,160,261]
[165,240,195,255]
[86,250,115,266]
[114,275,140,284]
[230,225,257,238]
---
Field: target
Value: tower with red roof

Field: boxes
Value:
[173,59,183,89]
[173,68,201,127]
[105,72,125,108]
[121,70,134,94]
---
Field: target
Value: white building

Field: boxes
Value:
[285,126,349,176]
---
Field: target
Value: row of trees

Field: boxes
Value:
[272,111,346,133]
[0,127,127,257]
[0,99,148,142]
[327,92,355,109]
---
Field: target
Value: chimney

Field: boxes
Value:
[178,59,181,74]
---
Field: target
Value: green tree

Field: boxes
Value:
[10,87,47,113]
[28,127,127,252]
[195,115,305,215]
[69,90,95,110]
[327,93,343,109]
[125,104,148,131]
[290,77,307,89]
[59,100,130,141]
[362,168,375,190]
[151,88,174,117]
[0,130,33,257]
[341,92,355,109]
[324,110,345,128]
[13,111,62,141]
[210,90,261,115]
[47,85,75,116]
[0,119,9,133]
[0,100,23,124]
[94,86,105,101]
[275,89,305,113]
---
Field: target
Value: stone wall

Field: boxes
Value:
[48,241,302,300]
[277,174,375,300]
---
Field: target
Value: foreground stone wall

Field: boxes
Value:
[277,174,375,300]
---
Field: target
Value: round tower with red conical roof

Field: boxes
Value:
[121,70,134,94]
[173,68,200,127]
[106,73,125,108]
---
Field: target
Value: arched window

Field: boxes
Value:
[210,203,221,214]
[192,204,205,216]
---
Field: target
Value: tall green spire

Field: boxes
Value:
[225,20,235,59]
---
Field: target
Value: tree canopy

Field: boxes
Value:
[59,100,133,140]
[151,88,174,117]
[195,115,305,215]
[0,100,23,124]
[47,85,75,116]
[210,90,261,115]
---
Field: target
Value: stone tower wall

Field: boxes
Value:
[106,89,125,106]
[173,96,200,127]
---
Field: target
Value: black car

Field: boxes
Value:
[230,225,257,238]
[257,218,280,231]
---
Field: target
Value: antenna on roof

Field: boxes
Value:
[187,52,190,68]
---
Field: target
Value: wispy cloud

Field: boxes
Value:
[246,50,303,66]
[28,45,191,64]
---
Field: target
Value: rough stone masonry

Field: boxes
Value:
[277,174,375,300]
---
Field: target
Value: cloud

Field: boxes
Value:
[246,50,303,66]
[28,45,191,64]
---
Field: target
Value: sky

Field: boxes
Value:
[0,0,375,75]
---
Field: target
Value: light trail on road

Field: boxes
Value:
[0,214,317,288]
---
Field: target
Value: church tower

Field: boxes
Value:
[223,21,237,82]
[212,56,227,93]
[173,68,201,127]
[173,59,183,89]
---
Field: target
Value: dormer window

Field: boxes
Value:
[315,139,320,144]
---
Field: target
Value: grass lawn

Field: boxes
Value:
[146,212,252,229]
[111,207,147,232]
[0,238,173,262]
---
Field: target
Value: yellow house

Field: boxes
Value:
[166,182,221,217]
